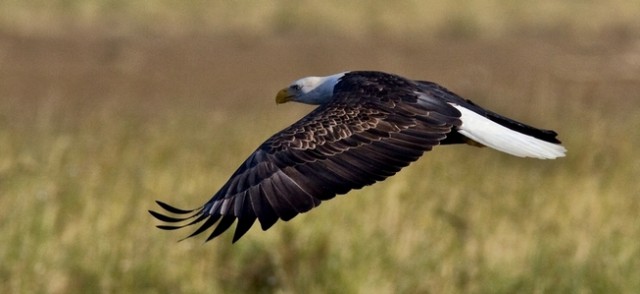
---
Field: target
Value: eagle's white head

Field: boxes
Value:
[275,72,346,105]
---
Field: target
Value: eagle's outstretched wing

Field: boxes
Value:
[149,72,462,243]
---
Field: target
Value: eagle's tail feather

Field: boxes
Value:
[449,104,567,159]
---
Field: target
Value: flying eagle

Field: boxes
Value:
[149,71,566,243]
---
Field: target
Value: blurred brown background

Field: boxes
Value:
[1,1,639,293]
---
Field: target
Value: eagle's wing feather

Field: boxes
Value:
[149,72,461,243]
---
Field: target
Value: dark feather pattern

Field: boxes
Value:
[149,71,468,243]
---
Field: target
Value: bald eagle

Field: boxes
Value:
[149,71,566,243]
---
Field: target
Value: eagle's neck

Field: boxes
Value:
[298,72,346,105]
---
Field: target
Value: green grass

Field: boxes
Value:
[2,82,639,292]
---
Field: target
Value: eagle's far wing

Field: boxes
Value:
[149,73,461,243]
[415,80,563,144]
[414,80,566,159]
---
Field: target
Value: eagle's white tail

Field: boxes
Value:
[450,104,567,159]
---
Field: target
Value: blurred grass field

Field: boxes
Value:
[1,0,640,38]
[1,1,640,293]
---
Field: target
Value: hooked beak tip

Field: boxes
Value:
[275,88,293,104]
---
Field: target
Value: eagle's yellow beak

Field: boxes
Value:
[275,88,294,104]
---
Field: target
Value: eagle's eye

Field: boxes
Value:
[290,84,302,91]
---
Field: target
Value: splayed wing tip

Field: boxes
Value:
[148,210,187,223]
[155,200,196,214]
